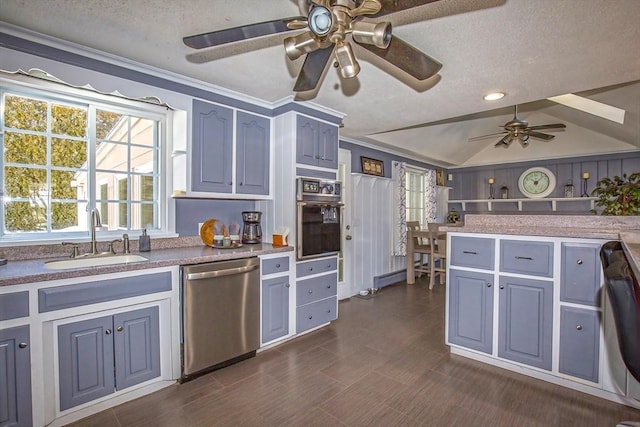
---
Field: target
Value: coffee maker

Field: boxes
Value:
[241,211,262,244]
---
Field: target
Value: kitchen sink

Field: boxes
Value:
[44,254,149,270]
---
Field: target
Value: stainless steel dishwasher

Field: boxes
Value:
[181,257,260,381]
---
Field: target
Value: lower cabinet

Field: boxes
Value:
[559,306,600,382]
[262,276,290,343]
[295,268,337,334]
[447,269,494,354]
[0,325,32,427]
[58,306,160,411]
[498,276,553,370]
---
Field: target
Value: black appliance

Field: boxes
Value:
[242,211,262,244]
[296,177,342,260]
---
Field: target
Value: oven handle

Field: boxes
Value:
[186,264,258,281]
[297,201,344,207]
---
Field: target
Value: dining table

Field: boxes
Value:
[406,222,464,285]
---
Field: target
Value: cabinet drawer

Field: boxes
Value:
[500,240,553,278]
[297,273,337,306]
[450,236,495,270]
[39,272,172,312]
[262,256,290,276]
[559,306,600,383]
[561,243,601,306]
[296,257,337,278]
[296,297,337,333]
[0,291,29,321]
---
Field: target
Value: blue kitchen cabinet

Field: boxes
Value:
[0,326,32,427]
[296,115,338,169]
[191,100,234,193]
[559,306,600,382]
[236,111,270,196]
[447,269,494,354]
[561,242,601,307]
[58,306,160,411]
[261,276,290,343]
[498,276,553,370]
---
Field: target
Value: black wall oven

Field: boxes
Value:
[296,178,342,260]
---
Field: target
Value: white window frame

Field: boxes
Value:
[0,76,169,243]
[405,166,426,228]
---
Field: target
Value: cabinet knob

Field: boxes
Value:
[105,329,112,335]
[576,259,583,265]
[276,264,280,268]
[576,325,583,331]
[486,283,492,288]
[310,267,313,271]
[327,309,331,313]
[18,342,28,349]
[308,290,313,294]
[308,315,313,319]
[116,326,124,332]
[327,285,331,289]
[286,283,290,288]
[499,285,505,289]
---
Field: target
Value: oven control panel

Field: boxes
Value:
[297,178,342,200]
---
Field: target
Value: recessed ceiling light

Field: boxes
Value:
[483,92,505,101]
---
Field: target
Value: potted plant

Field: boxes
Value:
[591,172,640,215]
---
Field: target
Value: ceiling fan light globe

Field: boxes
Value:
[284,32,321,60]
[352,21,392,49]
[335,42,360,78]
[308,6,334,36]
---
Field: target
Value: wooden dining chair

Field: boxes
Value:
[427,223,447,289]
[406,221,431,278]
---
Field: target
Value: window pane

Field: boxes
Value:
[3,94,47,131]
[118,179,128,228]
[131,117,155,146]
[52,104,87,137]
[4,201,46,232]
[97,142,128,171]
[52,138,87,168]
[133,202,155,230]
[52,202,80,231]
[51,170,79,199]
[131,145,155,172]
[4,166,46,198]
[4,132,46,165]
[99,184,109,225]
[96,109,124,140]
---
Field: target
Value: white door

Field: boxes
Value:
[338,148,353,299]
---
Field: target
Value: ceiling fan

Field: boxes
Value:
[183,0,443,95]
[468,105,567,148]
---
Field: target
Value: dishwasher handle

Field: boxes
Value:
[186,263,258,281]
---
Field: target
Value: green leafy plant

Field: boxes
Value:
[591,173,640,215]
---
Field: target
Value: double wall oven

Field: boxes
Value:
[296,177,342,260]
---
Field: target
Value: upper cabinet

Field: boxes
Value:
[190,100,271,197]
[296,115,338,169]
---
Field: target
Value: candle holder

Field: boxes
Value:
[488,178,495,199]
[581,176,589,197]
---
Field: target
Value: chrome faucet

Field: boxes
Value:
[89,208,102,255]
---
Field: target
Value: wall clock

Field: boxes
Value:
[518,167,556,198]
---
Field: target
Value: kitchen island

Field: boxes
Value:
[444,214,640,409]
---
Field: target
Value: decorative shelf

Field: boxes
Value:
[448,197,597,212]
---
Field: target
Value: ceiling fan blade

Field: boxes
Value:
[468,131,508,142]
[372,0,441,17]
[525,131,555,140]
[293,46,335,92]
[184,17,306,49]
[527,123,567,130]
[494,134,514,147]
[357,36,441,80]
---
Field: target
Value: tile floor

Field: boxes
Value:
[68,277,640,426]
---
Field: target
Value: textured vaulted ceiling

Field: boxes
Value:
[1,0,639,167]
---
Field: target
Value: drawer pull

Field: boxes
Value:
[576,325,583,331]
[18,342,28,349]
[326,285,331,289]
[105,329,112,335]
[308,315,313,319]
[487,283,492,288]
[463,250,478,255]
[327,309,331,314]
[286,283,290,288]
[499,285,505,290]
[276,263,281,268]
[515,256,534,260]
[576,259,583,265]
[308,290,313,294]
[116,326,124,332]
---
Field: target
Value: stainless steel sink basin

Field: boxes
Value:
[44,254,149,270]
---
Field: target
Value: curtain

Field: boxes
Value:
[424,169,437,224]
[392,161,407,256]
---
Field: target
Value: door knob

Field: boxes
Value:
[345,235,352,240]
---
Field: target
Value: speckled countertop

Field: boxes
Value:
[441,214,640,239]
[0,236,293,287]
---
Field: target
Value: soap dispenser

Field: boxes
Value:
[139,228,151,252]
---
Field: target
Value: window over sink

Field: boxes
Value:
[0,77,168,242]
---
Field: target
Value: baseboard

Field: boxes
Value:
[373,269,407,288]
